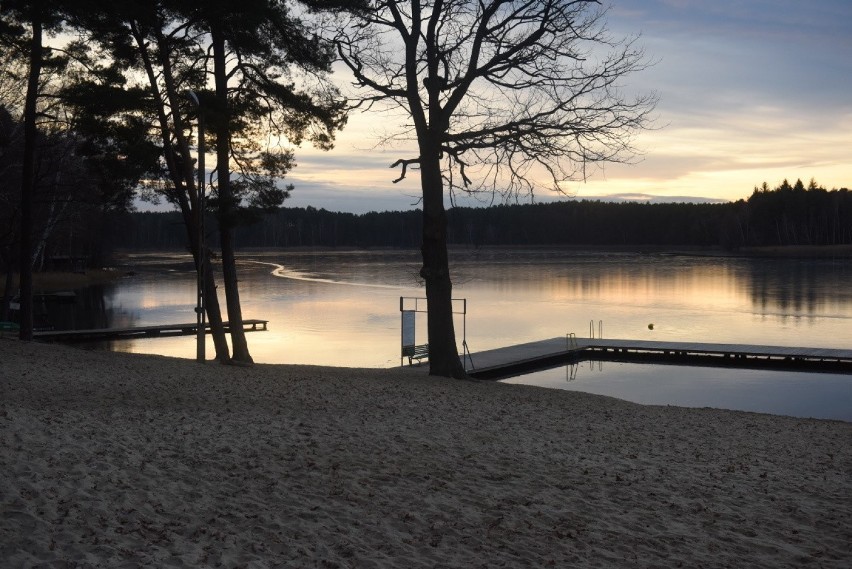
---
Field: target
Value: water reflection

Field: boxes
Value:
[454,256,747,312]
[747,259,852,319]
[36,285,128,334]
[503,360,852,422]
[48,249,852,367]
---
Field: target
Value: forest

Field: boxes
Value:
[115,179,852,251]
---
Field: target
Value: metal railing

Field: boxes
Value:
[590,319,603,339]
[566,332,577,350]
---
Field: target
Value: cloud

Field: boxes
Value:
[139,1,852,214]
[577,193,729,204]
[609,0,852,45]
[283,179,422,214]
[283,1,852,211]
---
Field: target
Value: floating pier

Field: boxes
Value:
[467,337,852,379]
[33,319,268,343]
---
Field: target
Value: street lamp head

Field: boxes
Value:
[186,90,200,107]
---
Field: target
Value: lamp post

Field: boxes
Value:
[187,90,206,362]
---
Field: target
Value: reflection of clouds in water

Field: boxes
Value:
[454,258,746,310]
[246,302,400,367]
[107,271,198,311]
[365,313,395,327]
[75,251,852,366]
[505,362,852,422]
[458,254,852,321]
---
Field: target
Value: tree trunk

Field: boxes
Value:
[31,173,69,269]
[1,247,12,323]
[212,26,253,364]
[177,194,230,362]
[132,20,231,362]
[419,152,465,378]
[201,247,230,360]
[19,14,43,341]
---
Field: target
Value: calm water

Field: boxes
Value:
[51,249,852,420]
[503,361,852,421]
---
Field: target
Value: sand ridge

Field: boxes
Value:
[1,339,850,567]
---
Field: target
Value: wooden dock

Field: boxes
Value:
[34,319,268,343]
[467,337,852,378]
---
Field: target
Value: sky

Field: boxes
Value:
[176,0,852,214]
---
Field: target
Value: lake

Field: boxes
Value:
[47,249,852,420]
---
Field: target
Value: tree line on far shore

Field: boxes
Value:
[115,180,852,251]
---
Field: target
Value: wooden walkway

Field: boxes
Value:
[467,337,852,378]
[34,319,268,343]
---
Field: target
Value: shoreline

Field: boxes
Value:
[112,243,852,260]
[2,339,850,567]
[1,268,127,295]
[735,244,852,258]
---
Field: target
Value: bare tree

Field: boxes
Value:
[336,0,656,377]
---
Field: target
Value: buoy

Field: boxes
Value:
[648,323,654,330]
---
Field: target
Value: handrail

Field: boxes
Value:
[566,332,577,350]
[463,340,475,370]
[589,320,603,339]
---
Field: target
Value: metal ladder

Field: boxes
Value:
[589,319,603,339]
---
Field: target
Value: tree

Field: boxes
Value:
[68,1,235,361]
[745,178,852,247]
[65,0,354,364]
[0,0,69,340]
[191,0,354,364]
[0,105,20,321]
[336,0,655,377]
[0,47,27,113]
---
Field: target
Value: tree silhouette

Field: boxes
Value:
[64,0,356,363]
[194,0,354,364]
[336,0,656,377]
[0,0,69,340]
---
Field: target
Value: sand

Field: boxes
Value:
[1,339,850,568]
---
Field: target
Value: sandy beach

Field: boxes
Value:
[1,339,850,567]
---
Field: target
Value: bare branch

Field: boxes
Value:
[389,156,420,183]
[338,0,655,199]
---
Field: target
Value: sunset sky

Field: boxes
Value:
[278,0,851,214]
